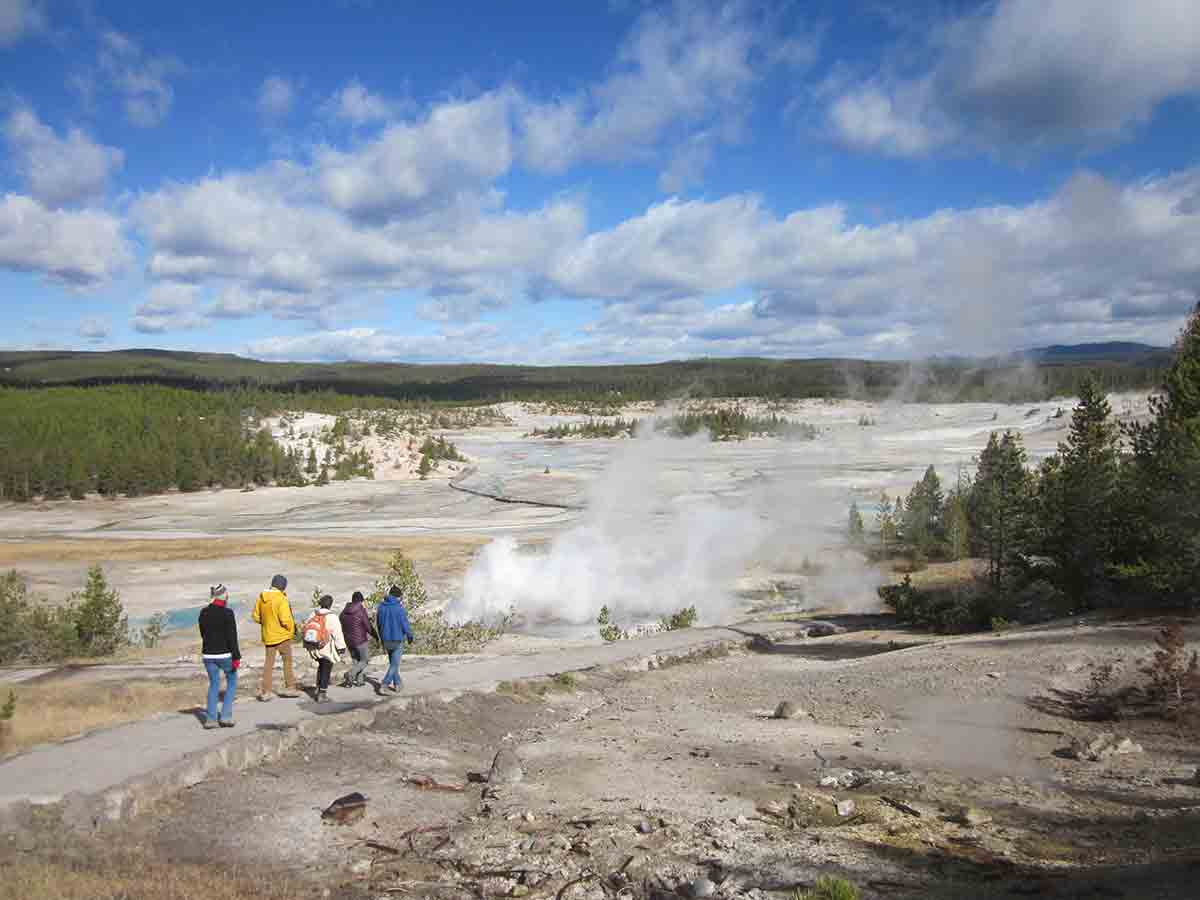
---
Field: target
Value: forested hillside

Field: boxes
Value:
[0,385,405,502]
[0,347,1171,403]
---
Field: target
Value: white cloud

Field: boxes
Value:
[0,193,129,285]
[4,108,124,208]
[99,29,180,127]
[132,111,585,323]
[826,78,949,158]
[132,282,207,333]
[316,90,515,222]
[826,0,1200,156]
[77,316,109,341]
[258,76,294,121]
[246,326,504,363]
[0,0,44,46]
[547,168,1200,357]
[323,80,392,125]
[518,1,812,182]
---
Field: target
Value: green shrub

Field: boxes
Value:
[72,565,128,657]
[659,606,698,631]
[552,672,578,690]
[140,612,168,649]
[881,575,1014,634]
[793,876,860,900]
[0,690,14,721]
[597,605,627,642]
[990,616,1013,632]
[368,551,508,655]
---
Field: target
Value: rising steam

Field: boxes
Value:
[447,419,883,630]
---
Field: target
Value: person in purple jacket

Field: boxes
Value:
[338,591,377,688]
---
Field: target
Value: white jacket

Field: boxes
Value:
[304,608,347,663]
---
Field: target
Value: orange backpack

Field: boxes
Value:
[301,612,330,650]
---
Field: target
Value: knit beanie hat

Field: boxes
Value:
[210,584,228,601]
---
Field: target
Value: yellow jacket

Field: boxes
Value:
[252,588,296,645]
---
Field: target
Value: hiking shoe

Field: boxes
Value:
[203,720,219,730]
[256,693,273,702]
[354,678,367,687]
[387,683,400,693]
[219,719,236,728]
[277,690,300,699]
[316,690,329,703]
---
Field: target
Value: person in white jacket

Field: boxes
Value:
[304,594,347,702]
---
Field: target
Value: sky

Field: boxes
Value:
[1,0,1198,365]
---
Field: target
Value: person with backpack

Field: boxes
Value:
[252,574,298,701]
[301,594,347,702]
[198,584,240,729]
[376,584,414,694]
[339,591,377,688]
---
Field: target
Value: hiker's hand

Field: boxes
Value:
[231,659,241,671]
[407,636,414,645]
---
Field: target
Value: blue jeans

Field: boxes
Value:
[382,641,405,688]
[204,658,238,722]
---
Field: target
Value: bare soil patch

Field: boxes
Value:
[49,617,1196,900]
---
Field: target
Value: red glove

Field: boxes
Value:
[231,659,241,671]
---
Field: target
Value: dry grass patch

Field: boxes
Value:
[0,675,237,755]
[0,534,489,575]
[901,558,987,589]
[0,855,295,900]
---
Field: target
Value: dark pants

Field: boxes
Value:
[316,658,333,691]
[346,642,371,683]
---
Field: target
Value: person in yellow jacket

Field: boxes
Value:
[252,574,298,700]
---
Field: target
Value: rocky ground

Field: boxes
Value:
[13,615,1192,900]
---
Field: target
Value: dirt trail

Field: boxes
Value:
[41,617,1194,900]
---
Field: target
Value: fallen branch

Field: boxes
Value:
[880,796,922,818]
[556,874,598,900]
[404,774,467,793]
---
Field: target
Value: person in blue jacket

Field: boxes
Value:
[376,584,414,693]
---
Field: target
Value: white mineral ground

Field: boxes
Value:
[0,393,1153,667]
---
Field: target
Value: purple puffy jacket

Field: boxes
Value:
[339,600,375,647]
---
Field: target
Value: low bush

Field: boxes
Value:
[367,551,508,655]
[659,606,698,631]
[0,567,128,664]
[793,876,860,900]
[1030,624,1198,723]
[879,574,1019,634]
[597,605,627,642]
[1140,621,1200,720]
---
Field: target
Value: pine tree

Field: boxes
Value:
[305,444,318,475]
[1121,303,1200,605]
[72,565,128,657]
[875,492,896,555]
[847,501,865,545]
[417,453,432,480]
[902,466,944,555]
[944,466,971,561]
[1038,377,1120,606]
[969,431,1034,585]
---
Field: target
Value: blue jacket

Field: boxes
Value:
[376,595,414,643]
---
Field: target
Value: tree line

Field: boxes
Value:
[0,385,315,501]
[0,347,1169,404]
[868,304,1199,628]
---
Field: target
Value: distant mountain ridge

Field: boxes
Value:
[1024,341,1169,362]
[0,343,1172,403]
